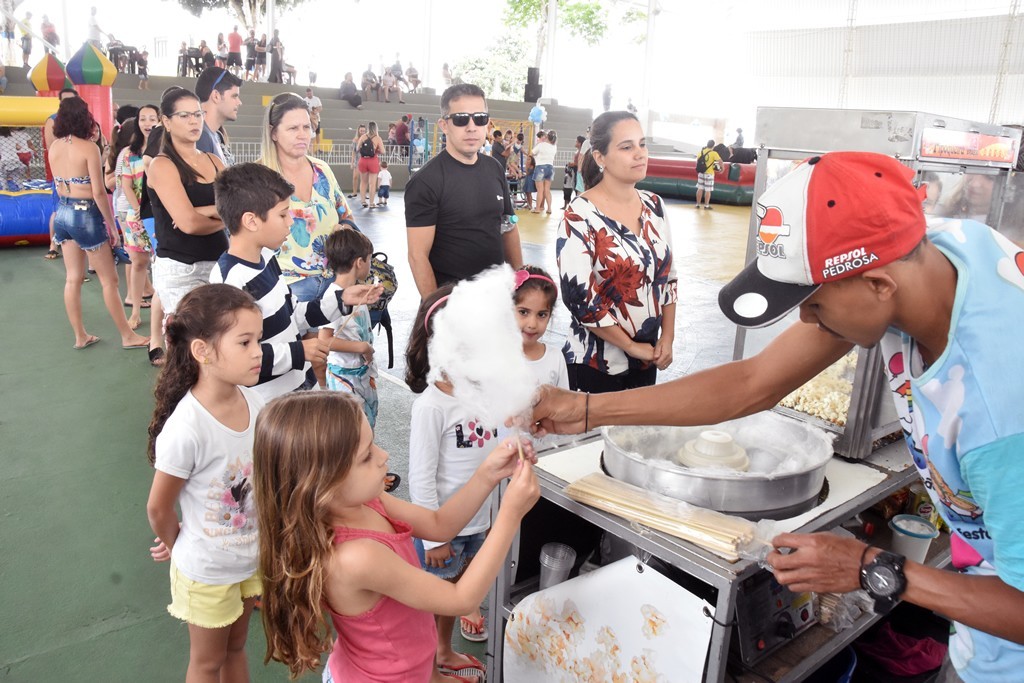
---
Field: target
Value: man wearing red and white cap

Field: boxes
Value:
[533,151,1024,681]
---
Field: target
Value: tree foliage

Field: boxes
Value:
[451,34,531,102]
[171,0,307,31]
[504,0,609,44]
[503,0,646,66]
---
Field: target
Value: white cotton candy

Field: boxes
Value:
[427,265,537,427]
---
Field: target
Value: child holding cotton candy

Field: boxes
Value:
[513,266,570,391]
[405,268,539,678]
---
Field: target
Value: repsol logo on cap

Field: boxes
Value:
[821,247,880,280]
[756,204,789,258]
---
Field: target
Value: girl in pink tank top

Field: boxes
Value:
[252,392,540,683]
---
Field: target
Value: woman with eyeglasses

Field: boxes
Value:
[146,88,227,319]
[354,121,384,210]
[557,110,677,393]
[47,97,150,351]
[259,93,356,302]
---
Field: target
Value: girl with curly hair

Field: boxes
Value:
[145,283,265,681]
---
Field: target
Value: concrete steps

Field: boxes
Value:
[3,66,594,191]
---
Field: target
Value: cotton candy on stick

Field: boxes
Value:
[427,266,538,457]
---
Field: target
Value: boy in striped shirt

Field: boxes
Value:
[209,163,383,400]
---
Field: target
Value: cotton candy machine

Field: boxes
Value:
[601,412,834,520]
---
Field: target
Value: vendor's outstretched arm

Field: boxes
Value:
[534,322,852,433]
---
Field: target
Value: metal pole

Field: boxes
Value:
[62,0,70,61]
[267,0,276,41]
[424,0,432,89]
[643,0,656,138]
[545,0,557,100]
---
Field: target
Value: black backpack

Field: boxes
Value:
[696,149,711,174]
[358,252,398,368]
[359,135,376,158]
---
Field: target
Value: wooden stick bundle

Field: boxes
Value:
[565,473,756,561]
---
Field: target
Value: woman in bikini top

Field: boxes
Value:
[47,97,149,350]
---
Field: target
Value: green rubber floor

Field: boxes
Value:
[0,247,484,681]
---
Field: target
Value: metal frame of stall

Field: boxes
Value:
[485,439,947,683]
[483,106,1016,682]
[733,107,1021,460]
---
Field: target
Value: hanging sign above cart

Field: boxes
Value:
[920,128,1018,164]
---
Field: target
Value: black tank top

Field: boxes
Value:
[149,154,227,264]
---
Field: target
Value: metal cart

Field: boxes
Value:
[486,439,950,683]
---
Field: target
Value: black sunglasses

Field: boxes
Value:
[443,112,489,127]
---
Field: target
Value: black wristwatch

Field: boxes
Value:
[859,548,907,615]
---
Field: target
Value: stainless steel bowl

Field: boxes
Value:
[601,413,833,520]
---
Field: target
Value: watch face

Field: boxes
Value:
[866,565,899,596]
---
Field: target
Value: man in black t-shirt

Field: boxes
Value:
[491,129,510,170]
[405,83,522,297]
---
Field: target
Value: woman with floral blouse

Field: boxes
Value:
[258,92,356,302]
[557,111,677,393]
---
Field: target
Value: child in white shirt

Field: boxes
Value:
[405,285,504,672]
[376,161,392,206]
[513,265,569,390]
[146,284,266,680]
[318,228,379,427]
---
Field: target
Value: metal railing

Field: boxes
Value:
[230,141,427,167]
[226,140,573,171]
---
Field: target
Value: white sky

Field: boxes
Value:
[20,1,713,113]
[16,0,1012,146]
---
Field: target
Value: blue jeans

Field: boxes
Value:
[534,164,554,181]
[53,197,108,251]
[288,274,333,302]
[414,532,486,580]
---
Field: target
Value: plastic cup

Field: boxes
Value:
[889,514,939,563]
[539,542,576,590]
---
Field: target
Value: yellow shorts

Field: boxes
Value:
[167,562,262,629]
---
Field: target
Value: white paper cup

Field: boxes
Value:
[539,542,576,589]
[889,514,939,563]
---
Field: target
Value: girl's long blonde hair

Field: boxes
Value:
[253,392,364,678]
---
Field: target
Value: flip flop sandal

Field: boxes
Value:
[440,673,480,683]
[440,673,481,683]
[459,615,488,642]
[44,249,60,260]
[149,347,166,367]
[384,473,401,493]
[440,653,486,678]
[73,336,101,350]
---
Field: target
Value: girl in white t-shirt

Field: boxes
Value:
[513,265,569,390]
[404,284,505,676]
[146,284,266,681]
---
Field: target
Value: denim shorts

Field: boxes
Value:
[152,256,216,315]
[534,164,554,182]
[414,532,486,580]
[53,197,108,252]
[288,274,334,302]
